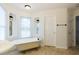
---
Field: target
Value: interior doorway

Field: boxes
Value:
[76,16,79,47]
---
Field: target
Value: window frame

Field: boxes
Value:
[19,16,32,39]
[0,6,6,40]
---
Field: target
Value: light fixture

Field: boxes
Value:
[25,4,31,9]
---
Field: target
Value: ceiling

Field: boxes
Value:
[10,3,77,12]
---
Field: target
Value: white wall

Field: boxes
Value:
[32,8,69,48]
[0,4,73,49]
[32,9,57,46]
[0,4,31,41]
[67,8,74,47]
[56,8,68,49]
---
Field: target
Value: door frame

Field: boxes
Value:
[74,16,79,47]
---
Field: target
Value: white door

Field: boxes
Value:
[45,16,56,46]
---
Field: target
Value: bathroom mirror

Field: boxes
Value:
[9,13,14,36]
[34,17,40,39]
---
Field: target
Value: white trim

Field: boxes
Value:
[74,15,77,47]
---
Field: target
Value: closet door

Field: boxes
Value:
[45,16,56,46]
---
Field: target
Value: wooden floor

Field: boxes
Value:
[2,46,79,55]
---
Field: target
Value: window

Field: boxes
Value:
[20,17,31,38]
[0,6,6,40]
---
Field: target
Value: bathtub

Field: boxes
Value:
[12,38,40,51]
